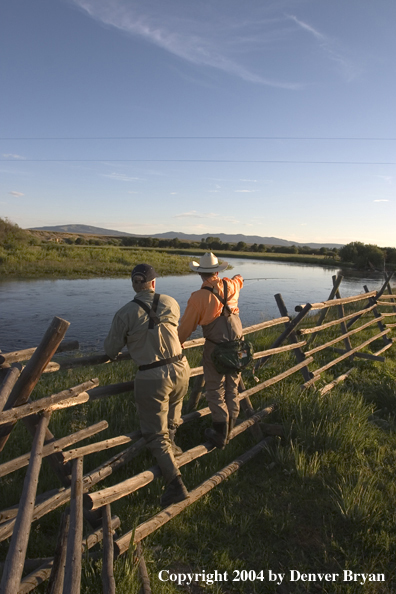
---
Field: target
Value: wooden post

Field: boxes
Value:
[273,294,313,383]
[136,542,152,594]
[101,505,116,594]
[0,412,51,594]
[0,363,22,413]
[333,277,353,353]
[185,360,205,412]
[62,457,84,594]
[254,303,312,371]
[238,377,263,440]
[362,285,392,346]
[46,510,70,594]
[306,274,343,345]
[0,316,70,452]
[0,340,79,366]
[17,517,121,594]
[346,273,394,329]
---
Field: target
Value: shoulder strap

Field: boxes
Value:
[133,293,161,328]
[202,282,232,316]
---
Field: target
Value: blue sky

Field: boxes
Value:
[1,0,395,246]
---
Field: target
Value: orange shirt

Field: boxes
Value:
[178,275,243,344]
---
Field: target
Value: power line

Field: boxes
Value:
[1,136,396,141]
[1,159,395,164]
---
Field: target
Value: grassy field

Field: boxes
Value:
[1,309,396,593]
[0,243,342,279]
[0,244,192,278]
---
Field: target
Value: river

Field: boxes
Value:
[0,257,392,353]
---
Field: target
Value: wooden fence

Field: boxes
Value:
[0,272,395,593]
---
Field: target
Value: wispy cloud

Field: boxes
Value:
[174,210,238,223]
[287,14,358,81]
[373,199,390,202]
[9,191,24,197]
[2,154,26,160]
[235,189,256,193]
[240,179,257,182]
[71,0,301,88]
[377,175,392,184]
[103,172,143,181]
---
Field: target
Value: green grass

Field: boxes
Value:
[0,244,192,278]
[0,243,344,280]
[1,313,396,593]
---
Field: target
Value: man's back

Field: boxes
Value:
[105,291,182,368]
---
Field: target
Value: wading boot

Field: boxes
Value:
[168,427,183,458]
[204,422,228,449]
[160,475,189,508]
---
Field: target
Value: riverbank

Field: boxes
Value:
[0,244,192,278]
[0,243,346,279]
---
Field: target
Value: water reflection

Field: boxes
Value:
[0,257,393,352]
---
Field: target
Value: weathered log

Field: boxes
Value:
[306,274,343,346]
[328,348,385,362]
[295,290,377,312]
[0,420,108,478]
[252,341,306,358]
[254,303,312,371]
[305,316,385,356]
[46,510,70,594]
[62,430,141,462]
[62,457,84,594]
[0,463,113,542]
[303,329,391,388]
[333,280,353,353]
[373,341,394,356]
[0,340,79,367]
[114,436,274,556]
[87,380,135,401]
[0,316,70,452]
[185,356,205,412]
[101,505,116,594]
[345,273,394,329]
[273,294,312,383]
[182,317,290,350]
[0,379,97,426]
[0,412,51,594]
[319,368,356,395]
[84,406,275,511]
[17,517,121,594]
[0,363,22,413]
[299,303,377,335]
[238,377,263,440]
[136,542,152,594]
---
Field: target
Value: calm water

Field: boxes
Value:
[0,257,392,353]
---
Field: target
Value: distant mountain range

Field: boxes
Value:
[30,224,343,249]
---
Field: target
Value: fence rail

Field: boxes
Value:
[0,272,395,593]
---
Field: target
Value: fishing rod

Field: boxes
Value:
[242,277,288,281]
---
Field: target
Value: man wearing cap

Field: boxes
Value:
[104,263,190,507]
[178,253,244,449]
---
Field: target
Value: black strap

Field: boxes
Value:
[133,293,161,328]
[139,354,183,371]
[202,280,232,316]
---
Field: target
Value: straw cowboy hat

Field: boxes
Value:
[189,252,228,273]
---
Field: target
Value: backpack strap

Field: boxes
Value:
[133,293,161,328]
[202,280,232,316]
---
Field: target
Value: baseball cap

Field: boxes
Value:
[131,263,159,282]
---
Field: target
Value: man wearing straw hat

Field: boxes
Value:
[178,253,244,449]
[104,263,190,507]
